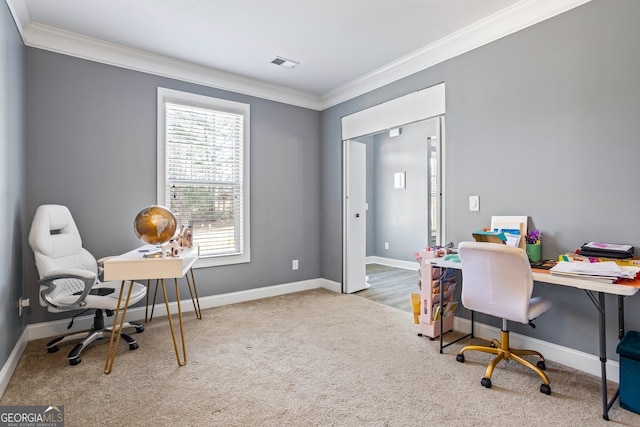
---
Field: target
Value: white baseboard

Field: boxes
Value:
[453,317,619,383]
[366,257,621,383]
[25,278,340,342]
[367,256,419,271]
[0,328,29,399]
[1,278,341,398]
[0,278,616,400]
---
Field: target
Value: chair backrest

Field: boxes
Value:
[458,241,534,324]
[28,205,98,307]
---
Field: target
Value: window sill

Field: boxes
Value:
[193,252,250,268]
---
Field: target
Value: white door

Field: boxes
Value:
[343,140,368,293]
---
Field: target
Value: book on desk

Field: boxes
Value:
[471,231,506,244]
[577,242,634,259]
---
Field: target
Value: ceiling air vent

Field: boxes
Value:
[271,56,299,69]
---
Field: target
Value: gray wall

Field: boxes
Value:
[321,0,640,359]
[0,2,26,368]
[371,120,434,260]
[25,49,321,324]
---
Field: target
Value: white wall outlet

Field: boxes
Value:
[18,297,30,317]
[384,242,389,250]
[469,195,480,212]
[292,259,299,270]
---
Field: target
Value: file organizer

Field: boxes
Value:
[418,249,457,338]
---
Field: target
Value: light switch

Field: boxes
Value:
[469,195,480,211]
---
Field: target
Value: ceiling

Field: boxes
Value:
[7,0,590,109]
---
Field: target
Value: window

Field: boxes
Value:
[157,88,250,267]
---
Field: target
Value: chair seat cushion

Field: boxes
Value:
[528,296,552,321]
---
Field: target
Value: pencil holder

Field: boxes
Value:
[526,243,541,262]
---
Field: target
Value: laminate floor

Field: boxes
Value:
[355,263,420,313]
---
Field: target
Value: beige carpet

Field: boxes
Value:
[2,288,640,426]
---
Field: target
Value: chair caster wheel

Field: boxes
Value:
[481,377,492,388]
[456,354,465,363]
[48,346,59,354]
[69,357,81,366]
[129,342,139,351]
[136,326,145,333]
[540,383,551,395]
[537,360,546,370]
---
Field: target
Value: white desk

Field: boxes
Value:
[102,245,200,374]
[429,256,639,421]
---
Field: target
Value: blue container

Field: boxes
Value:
[616,331,640,414]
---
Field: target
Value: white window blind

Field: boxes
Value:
[158,88,250,266]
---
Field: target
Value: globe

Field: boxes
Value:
[134,205,178,245]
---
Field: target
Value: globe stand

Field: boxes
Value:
[142,251,163,259]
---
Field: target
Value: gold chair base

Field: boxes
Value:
[458,330,550,389]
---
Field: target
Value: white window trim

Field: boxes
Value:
[157,87,250,267]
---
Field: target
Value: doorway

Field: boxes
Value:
[344,118,444,294]
[341,84,446,294]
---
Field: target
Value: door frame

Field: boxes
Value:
[341,83,446,294]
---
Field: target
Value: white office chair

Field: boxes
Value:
[28,204,147,366]
[456,241,552,395]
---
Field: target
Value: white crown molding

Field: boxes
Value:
[319,0,593,109]
[8,0,592,111]
[20,22,323,110]
[5,0,30,42]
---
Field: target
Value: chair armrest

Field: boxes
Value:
[96,256,115,281]
[41,269,96,281]
[96,256,114,266]
[38,269,97,310]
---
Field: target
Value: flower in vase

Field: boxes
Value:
[526,229,541,245]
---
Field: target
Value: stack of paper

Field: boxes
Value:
[550,261,640,283]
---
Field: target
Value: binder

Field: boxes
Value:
[577,242,634,259]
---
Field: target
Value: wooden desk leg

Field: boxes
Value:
[160,278,187,366]
[104,280,135,374]
[185,268,202,319]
